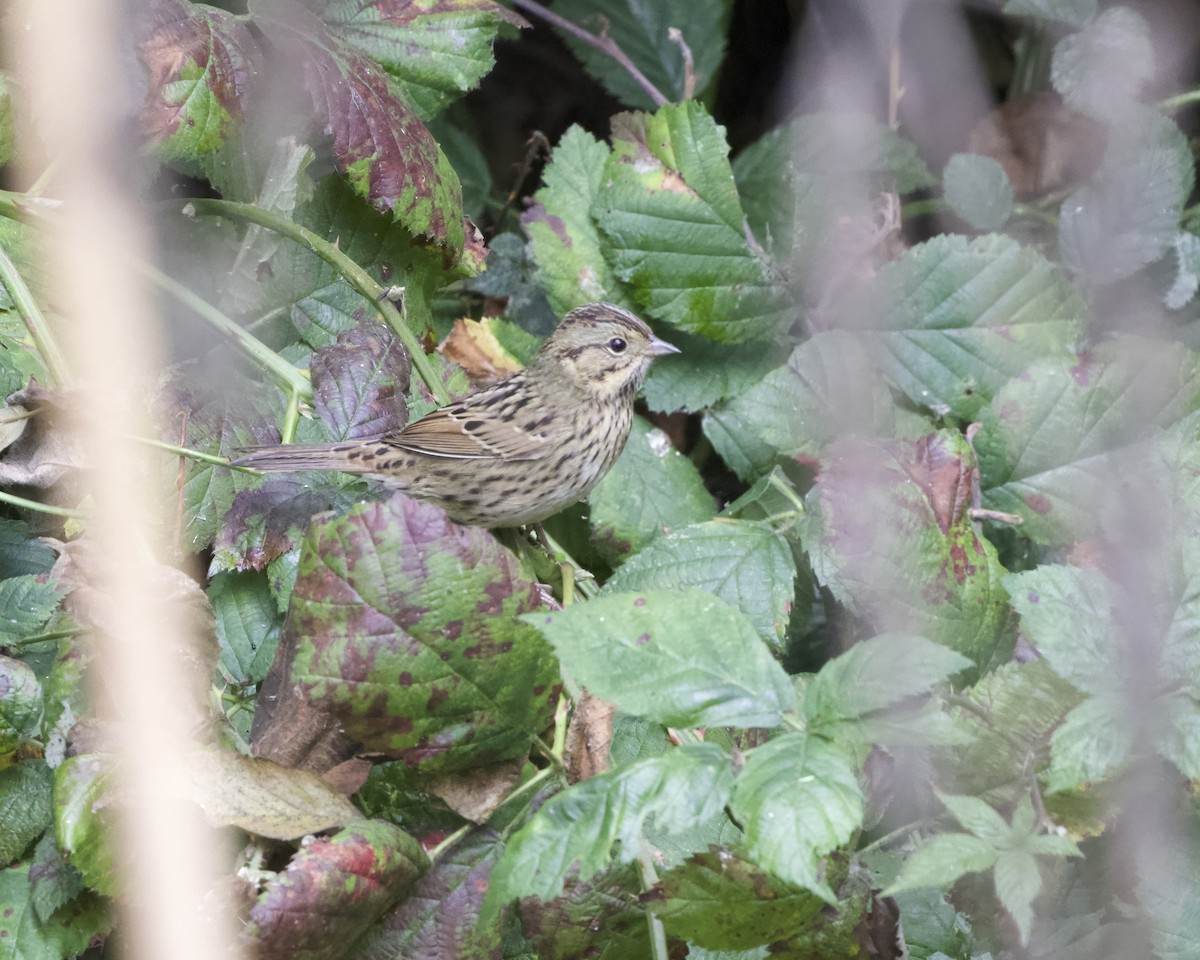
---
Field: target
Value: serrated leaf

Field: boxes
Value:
[158,372,285,551]
[939,793,1012,844]
[0,654,44,743]
[1167,231,1200,311]
[54,755,117,897]
[286,494,559,773]
[1134,819,1200,960]
[1003,0,1096,25]
[603,520,796,647]
[994,850,1042,943]
[0,863,110,960]
[353,829,503,960]
[1051,8,1153,119]
[865,234,1083,421]
[730,734,862,900]
[523,126,630,316]
[28,834,85,925]
[0,519,57,579]
[648,850,825,950]
[804,634,972,735]
[642,330,788,414]
[212,477,366,573]
[595,102,794,344]
[487,743,733,905]
[244,819,427,958]
[310,320,410,440]
[528,589,792,729]
[253,2,464,252]
[800,431,1012,671]
[321,0,526,120]
[136,0,256,166]
[1045,696,1134,793]
[943,154,1014,231]
[588,416,715,561]
[1058,108,1193,282]
[0,761,53,865]
[0,576,65,646]
[208,571,282,685]
[551,0,728,109]
[884,834,997,896]
[977,337,1200,544]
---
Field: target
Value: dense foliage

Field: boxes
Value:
[2,0,1200,957]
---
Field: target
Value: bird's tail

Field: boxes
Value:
[231,442,375,473]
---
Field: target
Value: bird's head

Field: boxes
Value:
[533,302,680,400]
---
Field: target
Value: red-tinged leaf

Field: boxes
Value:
[253,3,465,252]
[243,819,427,960]
[212,478,366,573]
[137,0,258,163]
[520,865,651,960]
[354,830,504,960]
[285,494,560,774]
[311,321,410,440]
[801,430,1012,673]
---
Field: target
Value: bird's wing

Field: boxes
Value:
[383,398,568,461]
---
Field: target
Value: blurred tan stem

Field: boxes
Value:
[9,1,238,958]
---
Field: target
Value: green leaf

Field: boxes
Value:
[865,234,1083,421]
[321,0,526,120]
[0,655,44,744]
[523,126,630,317]
[702,331,906,474]
[0,519,57,580]
[804,634,972,735]
[939,793,1012,844]
[0,75,13,167]
[642,330,789,414]
[648,850,825,950]
[0,863,109,960]
[208,571,282,686]
[1134,818,1200,960]
[487,743,733,905]
[588,416,715,561]
[801,431,1012,671]
[883,833,997,895]
[527,589,793,729]
[730,734,862,900]
[28,834,85,925]
[603,520,797,648]
[244,819,427,958]
[0,761,53,865]
[1058,108,1193,282]
[1051,8,1154,119]
[1003,0,1096,26]
[1046,696,1134,793]
[1167,231,1200,311]
[595,102,794,343]
[54,755,117,896]
[943,154,1014,231]
[977,337,1200,543]
[994,850,1043,944]
[286,494,560,773]
[0,576,65,646]
[551,0,729,109]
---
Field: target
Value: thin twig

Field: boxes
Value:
[968,508,1024,526]
[508,0,669,107]
[1159,88,1200,112]
[667,28,695,100]
[0,489,84,519]
[636,839,671,960]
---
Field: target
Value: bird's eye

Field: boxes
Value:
[607,337,628,354]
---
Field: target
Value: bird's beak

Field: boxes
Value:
[647,334,681,357]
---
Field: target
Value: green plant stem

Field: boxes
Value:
[4,626,86,649]
[175,198,451,406]
[1160,89,1200,112]
[137,261,313,402]
[859,817,930,855]
[901,198,950,220]
[130,434,258,473]
[281,387,302,445]
[427,822,474,862]
[494,765,561,845]
[0,245,71,387]
[636,840,671,960]
[1013,203,1058,228]
[0,489,84,519]
[539,528,598,600]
